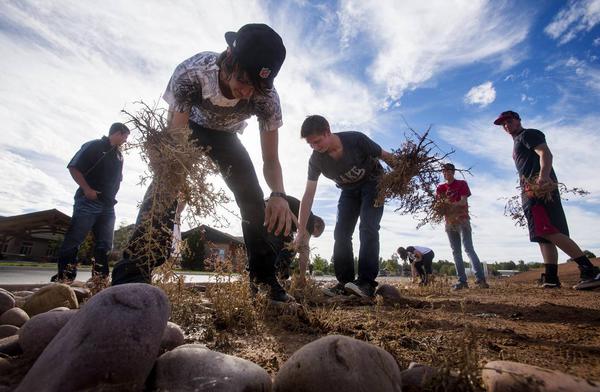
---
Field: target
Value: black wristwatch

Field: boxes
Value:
[270,191,287,199]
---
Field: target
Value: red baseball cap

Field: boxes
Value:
[493,110,521,125]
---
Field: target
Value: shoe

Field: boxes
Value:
[451,281,469,291]
[344,280,375,298]
[254,275,295,303]
[475,280,490,289]
[573,267,600,290]
[539,273,561,289]
[322,282,347,297]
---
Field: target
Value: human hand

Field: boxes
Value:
[83,188,100,200]
[265,195,296,236]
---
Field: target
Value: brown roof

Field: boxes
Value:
[0,209,71,238]
[182,225,244,246]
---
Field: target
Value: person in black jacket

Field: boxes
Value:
[52,122,129,282]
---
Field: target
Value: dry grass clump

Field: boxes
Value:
[375,127,455,228]
[503,176,589,227]
[121,101,229,281]
[204,258,267,332]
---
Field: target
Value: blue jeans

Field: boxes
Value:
[57,195,115,280]
[333,179,384,285]
[445,221,485,283]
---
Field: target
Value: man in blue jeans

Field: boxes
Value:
[436,163,488,290]
[295,115,394,298]
[52,122,130,282]
[111,24,296,303]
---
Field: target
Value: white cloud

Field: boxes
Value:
[464,81,496,107]
[337,0,530,101]
[544,0,600,45]
[594,37,600,45]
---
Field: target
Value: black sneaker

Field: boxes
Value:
[451,281,469,291]
[540,273,561,289]
[573,267,600,290]
[344,280,375,298]
[475,280,490,289]
[322,282,347,297]
[254,275,295,303]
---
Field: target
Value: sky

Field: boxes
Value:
[1,0,599,266]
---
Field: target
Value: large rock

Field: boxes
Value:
[0,308,29,327]
[0,335,21,356]
[0,291,15,315]
[375,284,403,303]
[149,344,271,392]
[18,309,77,359]
[16,283,170,392]
[71,287,91,304]
[273,335,402,392]
[21,284,78,317]
[0,325,19,339]
[160,321,185,353]
[482,360,600,392]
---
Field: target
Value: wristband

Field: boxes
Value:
[270,191,287,199]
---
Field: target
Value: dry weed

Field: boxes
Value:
[502,176,589,227]
[375,127,456,228]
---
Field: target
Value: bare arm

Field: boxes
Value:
[69,167,98,200]
[260,129,295,236]
[295,180,318,279]
[533,143,553,184]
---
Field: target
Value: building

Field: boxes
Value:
[0,209,71,261]
[181,225,245,269]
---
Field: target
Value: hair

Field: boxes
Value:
[217,50,269,95]
[442,163,456,172]
[312,216,325,238]
[109,122,130,135]
[397,246,408,261]
[301,115,330,138]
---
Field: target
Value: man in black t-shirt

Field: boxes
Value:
[296,115,395,298]
[494,110,599,290]
[52,123,130,282]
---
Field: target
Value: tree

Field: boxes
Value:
[517,260,529,272]
[312,254,329,274]
[181,230,208,271]
[583,250,597,259]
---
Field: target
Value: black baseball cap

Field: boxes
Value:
[493,110,521,125]
[224,23,286,90]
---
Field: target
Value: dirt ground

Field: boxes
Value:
[176,259,600,389]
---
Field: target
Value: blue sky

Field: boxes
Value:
[1,0,599,265]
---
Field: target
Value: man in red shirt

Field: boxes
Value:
[436,163,488,290]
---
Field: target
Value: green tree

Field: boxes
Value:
[181,230,207,271]
[312,254,329,274]
[583,250,597,259]
[517,260,529,272]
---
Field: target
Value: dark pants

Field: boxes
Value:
[57,196,115,280]
[332,179,384,285]
[112,123,276,284]
[414,251,434,278]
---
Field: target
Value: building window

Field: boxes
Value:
[1,242,8,253]
[20,242,33,255]
[46,246,57,257]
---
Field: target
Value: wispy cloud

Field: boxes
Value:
[544,0,600,45]
[337,0,530,102]
[464,81,496,107]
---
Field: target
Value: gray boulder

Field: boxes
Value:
[274,335,402,392]
[0,335,21,356]
[0,291,15,315]
[16,283,170,392]
[0,307,29,327]
[160,321,185,353]
[149,344,271,392]
[18,309,77,359]
[0,325,19,339]
[482,360,600,392]
[21,284,78,317]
